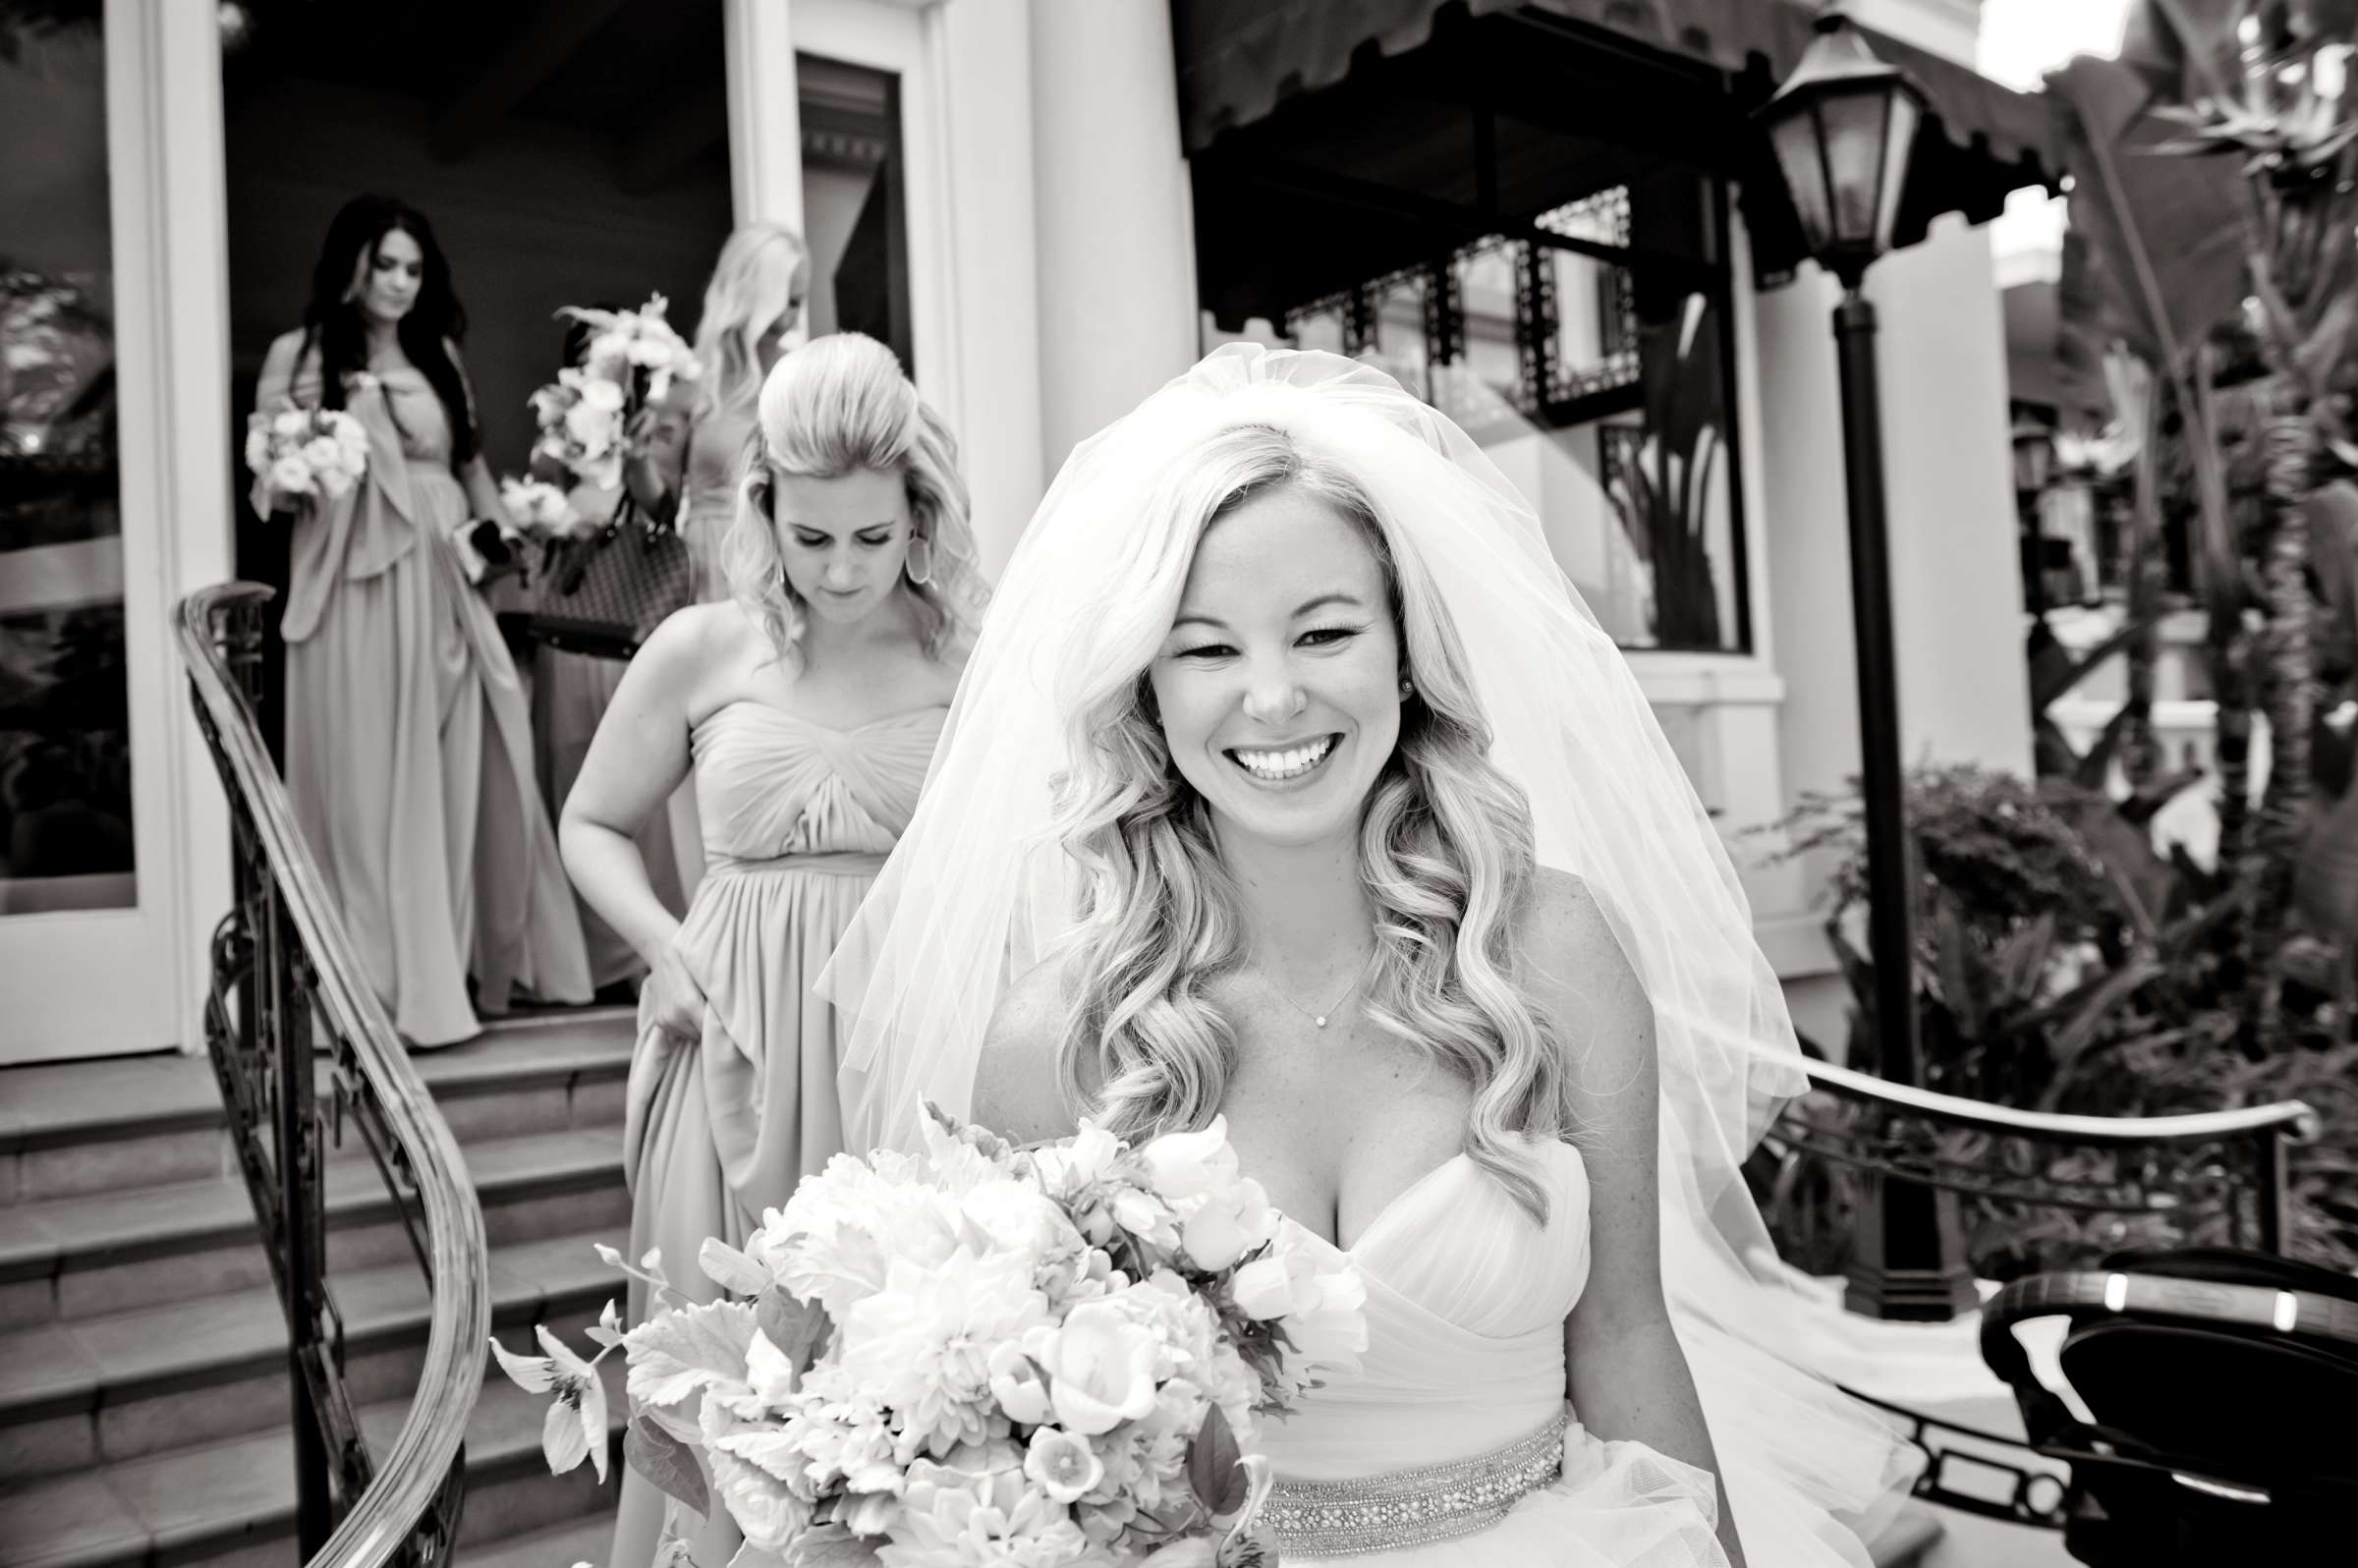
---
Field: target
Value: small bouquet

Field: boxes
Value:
[528,294,700,495]
[494,1106,1365,1567]
[497,476,600,543]
[244,404,368,511]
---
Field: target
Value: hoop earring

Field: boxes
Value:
[904,532,935,588]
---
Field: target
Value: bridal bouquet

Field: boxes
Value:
[244,404,368,510]
[494,1106,1365,1567]
[528,294,700,494]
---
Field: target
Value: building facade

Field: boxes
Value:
[0,0,2049,1062]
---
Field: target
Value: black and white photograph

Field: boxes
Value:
[3,2,2354,1566]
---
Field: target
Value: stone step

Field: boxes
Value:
[0,1349,626,1568]
[0,1227,627,1484]
[453,1511,616,1568]
[0,1125,624,1333]
[0,1010,635,1206]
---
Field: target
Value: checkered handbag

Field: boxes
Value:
[505,496,692,659]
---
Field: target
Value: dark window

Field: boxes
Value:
[1279,171,1751,655]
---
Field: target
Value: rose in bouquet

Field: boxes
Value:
[493,1106,1366,1567]
[498,476,599,543]
[528,294,700,496]
[244,403,369,511]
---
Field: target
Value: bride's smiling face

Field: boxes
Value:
[1149,483,1402,851]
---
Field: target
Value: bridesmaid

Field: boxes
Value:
[623,220,811,897]
[253,194,589,1046]
[625,220,811,602]
[558,333,985,1568]
[529,314,686,998]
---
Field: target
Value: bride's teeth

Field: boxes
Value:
[1233,736,1334,778]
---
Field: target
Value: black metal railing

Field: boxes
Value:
[177,582,489,1568]
[1750,1045,2319,1531]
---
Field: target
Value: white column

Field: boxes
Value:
[725,0,806,233]
[934,0,1044,575]
[112,0,237,1053]
[1028,0,1200,489]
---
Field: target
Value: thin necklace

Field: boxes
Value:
[1257,944,1376,1030]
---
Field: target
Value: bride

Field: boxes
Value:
[819,346,1916,1564]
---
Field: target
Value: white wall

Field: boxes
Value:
[1028,0,1199,494]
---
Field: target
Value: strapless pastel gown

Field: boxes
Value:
[1264,1141,1735,1564]
[610,698,946,1568]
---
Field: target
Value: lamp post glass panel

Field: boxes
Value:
[1758,11,1974,1318]
[2013,416,2057,637]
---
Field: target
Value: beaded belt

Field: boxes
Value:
[1262,1408,1570,1557]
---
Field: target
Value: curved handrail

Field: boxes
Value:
[176,582,490,1568]
[1761,1043,2322,1147]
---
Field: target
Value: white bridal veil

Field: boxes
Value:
[818,344,1917,1559]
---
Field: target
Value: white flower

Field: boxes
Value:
[564,399,618,457]
[1176,1176,1274,1273]
[268,454,315,497]
[1031,1123,1122,1197]
[878,1439,1090,1568]
[486,1326,609,1483]
[328,413,370,459]
[1229,1248,1318,1322]
[1023,1428,1103,1506]
[271,409,309,438]
[301,435,342,473]
[1253,1244,1368,1400]
[1024,1300,1162,1436]
[1105,1187,1181,1252]
[498,476,575,533]
[243,425,271,475]
[580,331,630,378]
[836,1250,1051,1459]
[986,1341,1052,1427]
[1135,1119,1240,1203]
[530,382,576,426]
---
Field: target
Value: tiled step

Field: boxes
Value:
[0,1227,626,1484]
[0,1011,635,1207]
[0,1352,626,1568]
[0,1126,625,1333]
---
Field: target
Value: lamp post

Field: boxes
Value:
[1758,7,1974,1319]
[2013,415,2058,659]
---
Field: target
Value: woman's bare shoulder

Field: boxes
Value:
[974,956,1082,1145]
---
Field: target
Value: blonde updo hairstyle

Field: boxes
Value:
[723,331,986,668]
[1047,421,1577,1221]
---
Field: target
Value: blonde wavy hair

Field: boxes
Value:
[723,332,987,668]
[1048,424,1577,1220]
[692,222,810,421]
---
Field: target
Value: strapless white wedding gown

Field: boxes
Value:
[1260,1141,1830,1565]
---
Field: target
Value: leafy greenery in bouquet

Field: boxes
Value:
[493,1106,1365,1568]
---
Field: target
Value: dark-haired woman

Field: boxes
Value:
[253,195,588,1045]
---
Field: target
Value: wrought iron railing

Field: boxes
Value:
[1750,1045,2319,1531]
[176,582,490,1568]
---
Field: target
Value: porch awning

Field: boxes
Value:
[1173,0,2064,323]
